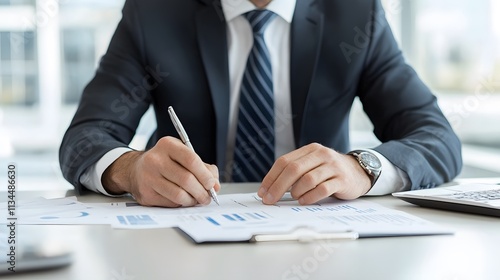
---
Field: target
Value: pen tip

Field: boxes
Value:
[209,188,220,206]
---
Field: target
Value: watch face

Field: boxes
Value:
[359,152,382,169]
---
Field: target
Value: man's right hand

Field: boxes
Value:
[101,136,221,207]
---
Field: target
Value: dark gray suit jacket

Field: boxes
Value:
[59,0,462,193]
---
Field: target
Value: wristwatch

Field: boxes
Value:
[348,150,382,186]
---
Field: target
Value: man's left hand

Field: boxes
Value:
[258,143,372,205]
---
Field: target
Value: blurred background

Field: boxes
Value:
[0,0,499,191]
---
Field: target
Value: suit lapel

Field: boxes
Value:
[290,0,324,147]
[196,0,230,170]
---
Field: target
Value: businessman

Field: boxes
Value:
[60,0,462,208]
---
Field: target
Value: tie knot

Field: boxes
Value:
[245,9,276,35]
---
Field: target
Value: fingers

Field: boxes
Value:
[206,164,222,192]
[259,143,327,204]
[158,159,212,206]
[135,187,184,208]
[296,179,340,205]
[130,136,220,207]
[290,164,336,200]
[164,137,219,192]
[259,143,370,206]
[132,167,206,207]
[130,176,185,208]
[258,145,311,199]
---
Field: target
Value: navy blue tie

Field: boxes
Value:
[232,10,277,182]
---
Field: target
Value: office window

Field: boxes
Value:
[0,0,34,5]
[402,0,500,155]
[61,28,96,104]
[0,0,124,190]
[387,0,500,177]
[409,0,500,93]
[0,31,38,105]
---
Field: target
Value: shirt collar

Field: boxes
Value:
[221,0,296,23]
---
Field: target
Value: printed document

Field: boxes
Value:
[1,193,452,242]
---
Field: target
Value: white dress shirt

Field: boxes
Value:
[80,0,409,196]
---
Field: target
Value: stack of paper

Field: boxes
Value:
[0,193,452,243]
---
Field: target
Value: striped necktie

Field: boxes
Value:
[232,10,277,182]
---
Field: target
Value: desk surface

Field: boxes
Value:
[3,183,500,280]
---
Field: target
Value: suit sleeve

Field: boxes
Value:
[59,0,151,193]
[357,0,462,190]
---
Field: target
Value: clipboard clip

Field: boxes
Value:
[250,227,359,243]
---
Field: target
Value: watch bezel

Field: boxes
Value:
[359,152,382,170]
[348,150,382,186]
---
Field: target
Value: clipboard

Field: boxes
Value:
[250,227,359,243]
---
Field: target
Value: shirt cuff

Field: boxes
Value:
[79,147,133,197]
[363,149,411,196]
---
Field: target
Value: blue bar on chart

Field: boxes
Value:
[222,214,245,221]
[253,213,267,219]
[233,214,245,221]
[205,217,220,226]
[222,214,236,221]
[206,212,269,226]
[244,213,260,220]
[306,207,324,212]
[117,215,157,226]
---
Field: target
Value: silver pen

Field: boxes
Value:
[167,106,220,206]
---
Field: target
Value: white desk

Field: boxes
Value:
[2,183,500,280]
